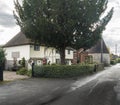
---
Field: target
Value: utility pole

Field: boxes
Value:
[101,38,103,63]
[115,44,117,55]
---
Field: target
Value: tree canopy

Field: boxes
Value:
[14,0,113,64]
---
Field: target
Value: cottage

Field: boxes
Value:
[4,32,73,69]
[88,39,110,64]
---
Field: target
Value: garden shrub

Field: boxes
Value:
[27,69,32,77]
[21,57,26,67]
[34,64,95,78]
[16,67,28,75]
[117,58,120,63]
[110,60,117,65]
[19,57,26,67]
[96,63,104,71]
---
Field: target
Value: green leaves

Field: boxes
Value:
[34,64,95,78]
[14,0,113,49]
[14,0,113,64]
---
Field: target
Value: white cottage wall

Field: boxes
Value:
[4,45,30,69]
[5,45,30,60]
[89,53,110,64]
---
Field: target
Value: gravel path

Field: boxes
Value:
[3,71,29,81]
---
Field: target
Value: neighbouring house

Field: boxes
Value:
[73,39,110,65]
[110,53,119,60]
[87,38,110,64]
[4,32,73,69]
[73,48,89,64]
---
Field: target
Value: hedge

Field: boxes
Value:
[117,58,120,63]
[110,60,117,65]
[96,63,104,71]
[33,64,95,78]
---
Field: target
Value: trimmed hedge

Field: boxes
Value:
[110,60,117,65]
[96,63,104,71]
[34,64,95,78]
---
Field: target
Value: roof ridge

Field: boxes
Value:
[4,31,32,47]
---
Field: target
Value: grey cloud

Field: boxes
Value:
[0,29,4,32]
[0,12,16,27]
[0,3,9,11]
[109,0,115,3]
[104,37,120,54]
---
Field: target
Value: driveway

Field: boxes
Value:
[3,71,29,81]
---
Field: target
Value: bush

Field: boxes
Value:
[110,60,117,65]
[117,58,120,63]
[51,63,60,66]
[96,63,104,71]
[16,67,28,75]
[21,57,26,67]
[19,57,26,67]
[27,69,32,77]
[33,64,95,78]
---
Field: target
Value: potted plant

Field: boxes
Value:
[0,47,5,81]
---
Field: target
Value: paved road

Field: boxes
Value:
[1,64,120,105]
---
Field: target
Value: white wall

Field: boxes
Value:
[5,45,74,69]
[55,50,73,59]
[30,45,73,64]
[4,45,30,69]
[30,45,45,58]
[5,45,74,62]
[30,46,56,63]
[89,53,110,64]
[65,50,73,59]
[5,45,30,60]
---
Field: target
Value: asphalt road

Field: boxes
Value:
[1,64,120,105]
[46,64,120,105]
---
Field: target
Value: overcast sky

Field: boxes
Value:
[0,0,120,55]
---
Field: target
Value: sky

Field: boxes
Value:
[0,0,120,55]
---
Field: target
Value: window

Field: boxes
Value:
[12,52,20,58]
[56,49,59,54]
[68,49,70,54]
[34,45,40,51]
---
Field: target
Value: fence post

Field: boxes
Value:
[0,66,3,81]
[32,63,34,77]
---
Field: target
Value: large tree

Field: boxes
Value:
[14,0,113,64]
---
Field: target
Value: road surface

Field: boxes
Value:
[1,64,120,105]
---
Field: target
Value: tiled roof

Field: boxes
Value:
[88,39,109,53]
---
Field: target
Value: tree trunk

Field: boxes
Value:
[59,48,66,65]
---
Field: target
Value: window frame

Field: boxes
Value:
[34,45,40,51]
